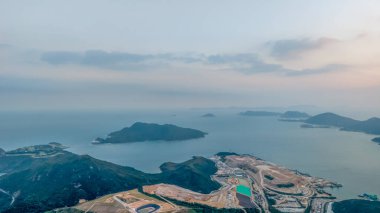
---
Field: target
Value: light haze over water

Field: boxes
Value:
[0,109,379,200]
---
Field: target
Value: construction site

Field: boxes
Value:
[73,189,180,213]
[64,153,341,213]
[143,153,341,213]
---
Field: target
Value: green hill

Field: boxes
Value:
[0,145,220,213]
[333,199,380,213]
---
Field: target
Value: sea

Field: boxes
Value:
[0,109,379,200]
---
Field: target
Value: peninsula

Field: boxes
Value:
[304,112,380,135]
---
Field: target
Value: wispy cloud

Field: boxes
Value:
[206,53,347,76]
[0,43,12,49]
[41,50,203,70]
[285,64,347,76]
[207,53,286,73]
[267,37,338,59]
[41,50,158,70]
[40,49,347,76]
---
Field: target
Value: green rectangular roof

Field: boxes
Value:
[236,185,251,197]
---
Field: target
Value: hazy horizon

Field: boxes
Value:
[1,0,380,112]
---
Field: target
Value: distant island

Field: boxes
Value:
[201,113,215,118]
[281,111,310,118]
[304,112,380,136]
[240,111,380,144]
[94,122,207,144]
[239,110,282,116]
[372,137,380,144]
[279,111,310,122]
[239,110,310,121]
[358,193,378,201]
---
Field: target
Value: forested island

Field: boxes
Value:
[372,137,380,144]
[94,122,207,144]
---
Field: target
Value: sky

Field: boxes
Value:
[1,0,380,113]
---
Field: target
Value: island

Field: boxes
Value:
[93,122,207,144]
[201,113,216,118]
[239,110,310,120]
[239,111,282,116]
[279,111,310,122]
[281,111,310,118]
[372,137,380,144]
[304,112,380,135]
[358,193,378,201]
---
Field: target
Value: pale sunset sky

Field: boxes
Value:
[1,0,380,113]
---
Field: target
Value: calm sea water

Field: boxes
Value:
[0,109,379,200]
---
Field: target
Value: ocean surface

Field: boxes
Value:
[0,109,379,200]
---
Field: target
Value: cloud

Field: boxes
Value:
[206,53,346,76]
[41,50,204,70]
[40,49,346,76]
[267,37,338,59]
[40,51,81,64]
[286,64,347,76]
[0,43,12,49]
[207,53,287,73]
[41,50,154,70]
